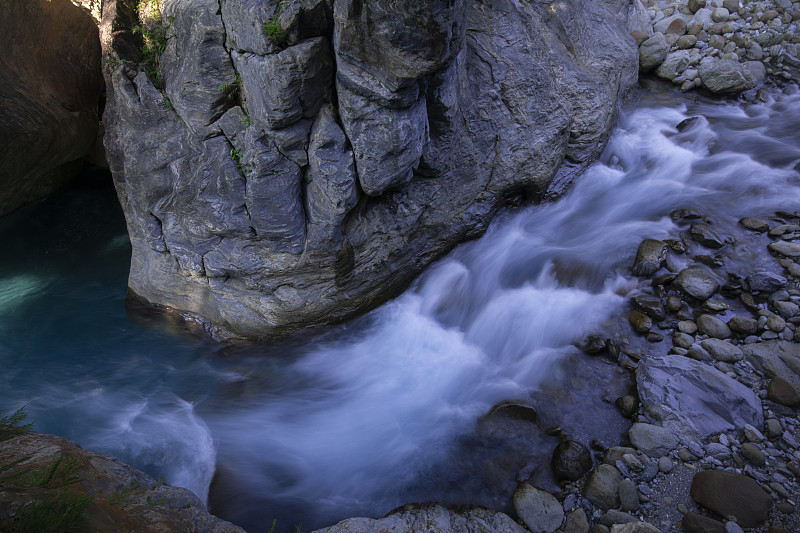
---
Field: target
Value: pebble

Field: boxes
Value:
[741,443,767,466]
[678,320,699,334]
[697,314,732,339]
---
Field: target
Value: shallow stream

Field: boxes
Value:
[1,82,799,532]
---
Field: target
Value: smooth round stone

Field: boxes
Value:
[674,267,720,301]
[658,456,674,473]
[689,0,707,13]
[768,241,800,257]
[630,309,653,333]
[631,295,666,320]
[632,239,668,276]
[666,17,688,35]
[690,223,725,248]
[740,443,766,466]
[773,300,799,319]
[739,217,769,232]
[667,296,683,313]
[584,465,622,511]
[682,512,725,533]
[728,316,758,335]
[513,482,564,533]
[712,7,730,22]
[767,377,800,407]
[619,479,640,512]
[689,470,772,528]
[678,34,698,48]
[700,338,743,362]
[678,320,698,334]
[767,314,786,332]
[616,396,638,418]
[673,332,694,348]
[551,440,593,482]
[697,314,732,339]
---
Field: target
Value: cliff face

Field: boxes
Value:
[102,0,642,340]
[0,0,102,217]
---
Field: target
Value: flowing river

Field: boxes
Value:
[1,82,799,532]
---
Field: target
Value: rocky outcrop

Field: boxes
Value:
[0,0,103,217]
[101,0,639,340]
[0,431,244,533]
[310,502,527,533]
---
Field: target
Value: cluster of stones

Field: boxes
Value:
[505,209,800,532]
[634,0,800,92]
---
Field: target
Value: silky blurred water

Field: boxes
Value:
[1,83,799,532]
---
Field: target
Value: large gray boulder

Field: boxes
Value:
[0,0,102,217]
[636,355,763,440]
[699,59,762,93]
[102,0,639,340]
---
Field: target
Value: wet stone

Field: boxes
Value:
[690,224,725,249]
[747,271,787,293]
[646,332,664,343]
[739,217,770,232]
[674,267,720,301]
[769,241,800,257]
[552,440,593,482]
[728,316,758,335]
[633,239,669,277]
[678,320,698,334]
[577,335,607,355]
[629,309,653,333]
[670,208,704,223]
[697,314,732,339]
[615,396,638,419]
[667,296,683,313]
[631,296,666,321]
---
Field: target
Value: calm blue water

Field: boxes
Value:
[2,84,799,532]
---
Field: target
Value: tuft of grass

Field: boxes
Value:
[262,1,289,46]
[107,482,140,508]
[0,406,34,441]
[11,492,92,533]
[133,0,173,90]
[1,454,82,490]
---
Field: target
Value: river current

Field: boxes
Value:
[1,82,799,532]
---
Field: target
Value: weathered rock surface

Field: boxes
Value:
[741,340,800,389]
[310,502,528,533]
[689,470,772,528]
[101,0,640,340]
[636,354,763,440]
[0,0,102,217]
[0,432,244,533]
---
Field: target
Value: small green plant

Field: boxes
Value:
[146,495,166,506]
[262,1,288,46]
[1,454,82,490]
[150,474,165,490]
[266,519,277,533]
[0,406,34,441]
[163,95,173,110]
[107,482,140,508]
[11,491,92,533]
[242,114,251,128]
[133,1,173,89]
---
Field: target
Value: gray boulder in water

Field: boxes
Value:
[101,0,640,340]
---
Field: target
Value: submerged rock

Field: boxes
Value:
[101,0,640,340]
[632,239,669,277]
[551,440,593,482]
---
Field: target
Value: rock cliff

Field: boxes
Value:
[0,0,103,217]
[102,0,642,340]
